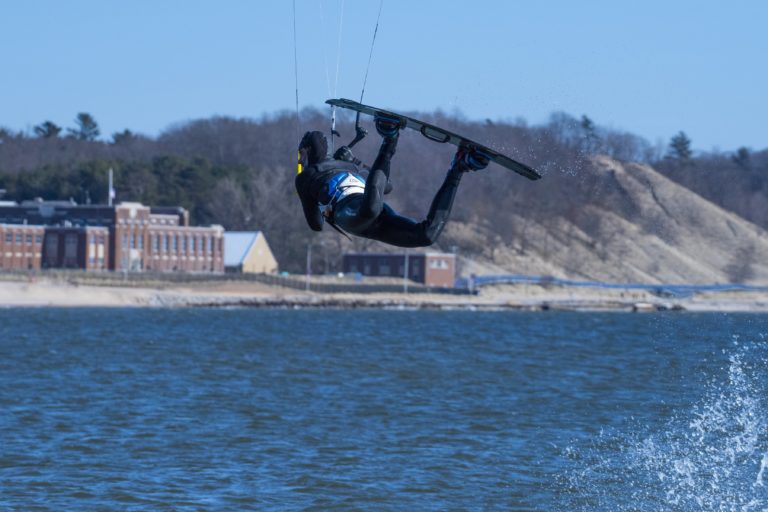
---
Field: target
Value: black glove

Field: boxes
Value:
[333,146,363,166]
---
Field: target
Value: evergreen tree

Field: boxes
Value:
[731,147,751,169]
[67,112,100,141]
[580,115,599,153]
[34,121,62,138]
[0,127,23,142]
[667,131,692,163]
[112,129,136,145]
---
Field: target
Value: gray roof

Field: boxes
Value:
[224,231,262,267]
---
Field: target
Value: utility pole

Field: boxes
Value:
[403,250,409,294]
[108,168,115,206]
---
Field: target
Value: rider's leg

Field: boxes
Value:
[361,148,490,247]
[359,114,401,219]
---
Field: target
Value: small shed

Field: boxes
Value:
[224,231,278,273]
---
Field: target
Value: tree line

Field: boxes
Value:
[0,110,765,273]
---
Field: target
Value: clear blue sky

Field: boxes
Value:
[2,1,766,152]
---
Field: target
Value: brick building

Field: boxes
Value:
[43,226,110,270]
[342,252,456,288]
[0,200,224,272]
[0,224,45,270]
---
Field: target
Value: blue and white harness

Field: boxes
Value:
[321,172,366,215]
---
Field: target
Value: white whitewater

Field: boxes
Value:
[561,340,768,511]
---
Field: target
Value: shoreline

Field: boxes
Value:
[1,278,766,312]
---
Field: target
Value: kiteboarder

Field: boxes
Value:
[295,115,490,247]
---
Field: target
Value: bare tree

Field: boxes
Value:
[209,177,251,230]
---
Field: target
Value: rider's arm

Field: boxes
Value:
[296,174,324,231]
[300,193,324,231]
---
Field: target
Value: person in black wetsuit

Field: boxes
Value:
[295,116,489,247]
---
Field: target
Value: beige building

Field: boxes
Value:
[223,231,278,273]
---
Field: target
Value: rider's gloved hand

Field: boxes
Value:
[333,146,362,166]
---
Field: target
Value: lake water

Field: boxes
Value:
[1,308,766,511]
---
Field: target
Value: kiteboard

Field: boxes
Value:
[326,98,542,181]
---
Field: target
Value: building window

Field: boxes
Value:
[5,233,11,243]
[138,234,144,250]
[45,234,58,262]
[429,259,448,269]
[16,233,22,243]
[181,236,187,253]
[152,235,159,253]
[35,235,43,244]
[191,237,197,254]
[26,234,33,244]
[163,235,169,252]
[65,234,78,261]
[172,235,177,252]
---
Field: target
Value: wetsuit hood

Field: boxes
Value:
[299,131,329,166]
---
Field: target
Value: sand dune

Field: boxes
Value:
[445,156,768,285]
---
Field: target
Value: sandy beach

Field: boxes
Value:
[1,276,766,312]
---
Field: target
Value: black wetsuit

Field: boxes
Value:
[295,141,464,248]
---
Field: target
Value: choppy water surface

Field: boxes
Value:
[0,309,766,510]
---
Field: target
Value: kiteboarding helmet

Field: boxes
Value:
[299,131,329,166]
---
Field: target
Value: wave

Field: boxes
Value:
[559,338,768,511]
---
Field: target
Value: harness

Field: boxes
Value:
[312,161,366,239]
[323,172,366,210]
[312,160,366,213]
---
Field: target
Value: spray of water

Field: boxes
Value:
[756,451,768,487]
[560,341,768,511]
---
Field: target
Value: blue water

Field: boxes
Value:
[0,309,766,510]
